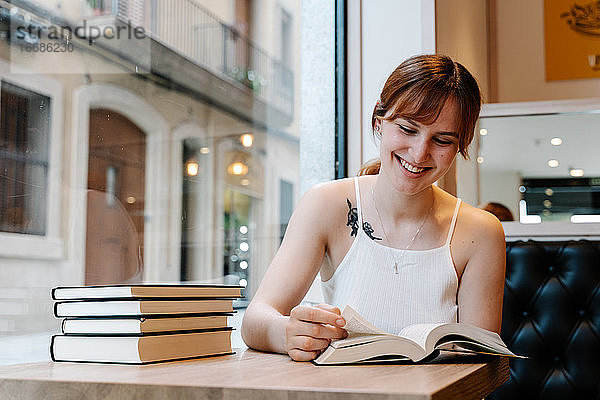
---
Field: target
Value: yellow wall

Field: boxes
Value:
[494,0,600,102]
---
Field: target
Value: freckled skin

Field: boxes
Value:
[375,100,460,196]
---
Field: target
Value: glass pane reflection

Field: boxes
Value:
[478,112,600,222]
[0,0,303,364]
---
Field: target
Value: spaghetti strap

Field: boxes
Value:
[353,177,363,225]
[445,198,462,246]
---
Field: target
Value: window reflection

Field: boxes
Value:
[0,81,50,236]
[223,187,252,291]
[478,112,600,222]
[86,109,145,284]
[0,0,302,363]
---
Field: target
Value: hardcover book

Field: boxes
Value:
[61,314,232,335]
[314,306,521,365]
[54,299,234,317]
[52,284,243,300]
[51,329,233,364]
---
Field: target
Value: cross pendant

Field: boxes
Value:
[394,262,399,274]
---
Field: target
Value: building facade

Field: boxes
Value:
[0,0,301,336]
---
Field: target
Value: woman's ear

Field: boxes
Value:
[374,118,382,135]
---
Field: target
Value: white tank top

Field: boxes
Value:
[321,177,460,334]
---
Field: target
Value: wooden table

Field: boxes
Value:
[0,349,509,400]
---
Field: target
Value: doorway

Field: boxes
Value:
[85,108,146,284]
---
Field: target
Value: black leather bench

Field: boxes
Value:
[489,240,600,399]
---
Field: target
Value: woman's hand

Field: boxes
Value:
[285,303,348,361]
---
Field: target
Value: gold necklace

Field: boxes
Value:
[371,185,433,274]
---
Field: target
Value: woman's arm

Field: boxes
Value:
[241,183,347,360]
[456,210,506,334]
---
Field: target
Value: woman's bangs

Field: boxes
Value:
[387,87,452,127]
[387,88,472,156]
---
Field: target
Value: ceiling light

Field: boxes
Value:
[186,161,199,176]
[200,147,210,154]
[547,159,559,168]
[479,128,488,136]
[545,188,554,196]
[227,161,248,176]
[570,168,584,177]
[240,133,254,147]
[550,137,562,146]
[571,215,600,223]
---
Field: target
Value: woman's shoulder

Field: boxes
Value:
[303,176,371,202]
[450,197,505,255]
[296,177,349,209]
[435,188,504,239]
[461,201,504,235]
[443,193,505,274]
[299,176,373,226]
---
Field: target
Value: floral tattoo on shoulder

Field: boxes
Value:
[346,199,381,241]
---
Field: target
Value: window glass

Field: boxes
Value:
[0,81,50,235]
[0,0,309,365]
[279,179,293,243]
[478,112,600,223]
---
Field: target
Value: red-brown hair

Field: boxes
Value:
[481,202,515,221]
[359,54,481,176]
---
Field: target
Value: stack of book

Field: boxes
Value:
[50,284,242,364]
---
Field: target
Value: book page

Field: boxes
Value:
[402,323,521,357]
[341,306,389,337]
[437,340,522,358]
[429,324,513,354]
[397,323,445,349]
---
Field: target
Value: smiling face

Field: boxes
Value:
[376,99,460,195]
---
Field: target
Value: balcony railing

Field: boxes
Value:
[91,0,293,118]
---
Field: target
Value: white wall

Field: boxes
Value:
[455,137,479,207]
[360,0,436,163]
[479,170,521,219]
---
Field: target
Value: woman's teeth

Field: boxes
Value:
[398,156,426,173]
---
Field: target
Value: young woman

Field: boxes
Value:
[241,54,506,362]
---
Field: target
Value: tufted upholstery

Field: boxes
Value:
[488,240,600,400]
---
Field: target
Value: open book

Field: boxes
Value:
[314,306,521,365]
